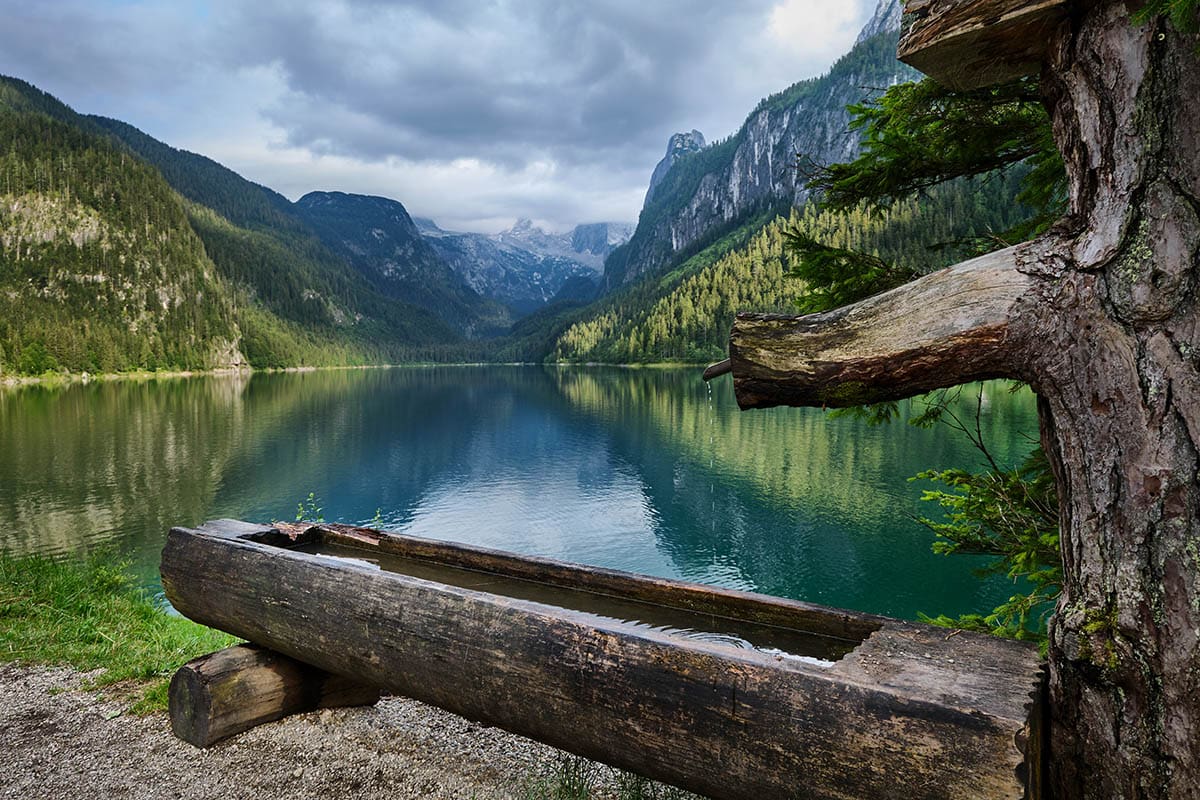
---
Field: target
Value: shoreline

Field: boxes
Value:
[0,359,711,389]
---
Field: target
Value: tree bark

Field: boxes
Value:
[1022,5,1200,797]
[724,246,1033,408]
[722,3,1199,797]
[169,643,381,748]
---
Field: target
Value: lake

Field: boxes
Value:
[0,366,1039,620]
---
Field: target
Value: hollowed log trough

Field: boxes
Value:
[161,519,1045,800]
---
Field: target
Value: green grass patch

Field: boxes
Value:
[0,553,237,713]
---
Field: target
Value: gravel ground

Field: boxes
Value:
[0,663,630,800]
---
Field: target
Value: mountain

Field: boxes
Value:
[293,192,511,337]
[0,74,485,376]
[554,174,1035,364]
[856,0,904,44]
[571,222,636,261]
[548,0,1035,365]
[496,218,632,271]
[90,119,487,359]
[643,130,706,208]
[602,11,918,290]
[416,217,631,316]
[0,77,244,375]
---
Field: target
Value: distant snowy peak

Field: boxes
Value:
[496,219,632,261]
[413,217,633,316]
[856,0,904,44]
[415,216,632,264]
[496,217,561,252]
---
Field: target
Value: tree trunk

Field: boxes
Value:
[726,3,1199,796]
[1017,4,1200,797]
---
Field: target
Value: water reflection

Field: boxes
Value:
[0,366,1039,619]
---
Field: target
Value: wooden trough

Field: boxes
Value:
[161,520,1045,800]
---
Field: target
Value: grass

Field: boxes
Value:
[0,552,238,713]
[1,554,706,797]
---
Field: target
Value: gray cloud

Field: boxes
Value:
[0,0,873,229]
[216,0,749,168]
[0,1,207,99]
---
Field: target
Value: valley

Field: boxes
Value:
[0,0,941,379]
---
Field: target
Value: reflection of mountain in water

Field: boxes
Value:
[0,374,252,575]
[551,368,1040,618]
[0,366,1039,620]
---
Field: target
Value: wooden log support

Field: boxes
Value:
[161,520,1046,800]
[168,642,381,748]
[898,0,1069,89]
[728,246,1034,409]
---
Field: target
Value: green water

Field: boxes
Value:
[0,366,1040,620]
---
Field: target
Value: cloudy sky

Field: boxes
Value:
[0,0,876,232]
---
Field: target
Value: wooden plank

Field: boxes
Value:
[727,246,1034,409]
[161,521,1045,799]
[899,0,1069,89]
[168,643,381,748]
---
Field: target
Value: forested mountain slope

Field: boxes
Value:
[603,20,918,290]
[554,172,1033,364]
[0,74,480,376]
[295,191,512,337]
[91,117,470,360]
[0,78,243,374]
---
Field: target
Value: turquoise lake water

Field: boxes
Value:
[0,365,1040,620]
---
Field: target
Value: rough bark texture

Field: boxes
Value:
[722,2,1199,797]
[726,247,1033,408]
[1021,5,1200,797]
[168,643,381,748]
[161,520,1045,800]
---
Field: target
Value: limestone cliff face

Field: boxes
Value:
[855,0,903,44]
[643,130,706,208]
[570,222,635,260]
[605,2,915,289]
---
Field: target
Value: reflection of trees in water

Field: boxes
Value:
[0,366,1040,618]
[0,375,252,569]
[0,367,574,576]
[555,369,1037,524]
[553,368,1041,618]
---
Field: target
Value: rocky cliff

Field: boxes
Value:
[418,218,631,316]
[295,192,511,336]
[856,0,904,44]
[604,3,916,289]
[643,130,706,208]
[569,222,636,264]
